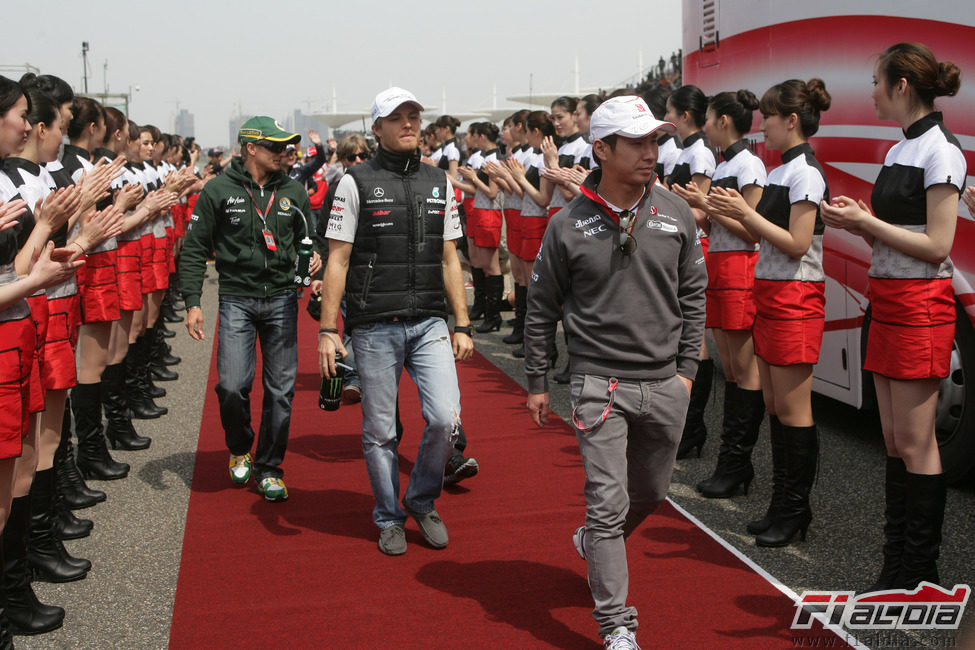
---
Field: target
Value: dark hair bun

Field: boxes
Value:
[937,61,961,97]
[736,89,759,111]
[806,78,831,112]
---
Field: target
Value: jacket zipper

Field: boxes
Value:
[403,176,416,312]
[415,195,426,252]
[359,254,377,309]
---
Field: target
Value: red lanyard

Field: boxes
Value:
[243,185,275,228]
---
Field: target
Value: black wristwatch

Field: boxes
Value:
[454,325,474,337]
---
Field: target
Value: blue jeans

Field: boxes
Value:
[351,317,460,529]
[215,293,298,480]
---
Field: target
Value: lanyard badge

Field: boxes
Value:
[243,185,278,251]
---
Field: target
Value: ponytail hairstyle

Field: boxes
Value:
[471,121,500,144]
[20,73,73,106]
[509,109,530,134]
[577,94,603,118]
[103,106,127,145]
[126,119,140,142]
[24,86,59,127]
[709,89,760,135]
[759,78,831,138]
[642,85,672,121]
[526,110,555,138]
[434,114,460,134]
[551,95,578,114]
[877,42,961,109]
[67,96,105,141]
[668,84,708,128]
[0,75,29,117]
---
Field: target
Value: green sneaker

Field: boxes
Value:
[257,477,288,502]
[229,453,252,485]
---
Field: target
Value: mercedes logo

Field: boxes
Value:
[373,187,385,198]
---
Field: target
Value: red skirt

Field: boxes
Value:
[753,279,825,366]
[77,249,121,323]
[0,315,36,457]
[25,295,48,414]
[32,294,77,391]
[152,235,170,291]
[141,233,157,294]
[705,250,758,330]
[865,277,955,380]
[467,207,502,248]
[165,225,176,274]
[117,239,143,310]
[504,209,523,259]
[462,197,475,219]
[518,215,549,261]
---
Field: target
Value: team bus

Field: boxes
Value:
[682,0,975,483]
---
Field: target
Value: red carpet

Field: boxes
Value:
[170,309,848,648]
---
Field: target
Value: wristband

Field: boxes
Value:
[453,325,473,337]
[319,327,339,334]
[187,306,202,311]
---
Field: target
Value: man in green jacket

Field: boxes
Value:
[180,117,320,502]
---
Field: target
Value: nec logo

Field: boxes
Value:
[583,225,607,237]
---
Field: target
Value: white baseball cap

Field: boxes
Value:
[371,87,425,123]
[589,96,677,141]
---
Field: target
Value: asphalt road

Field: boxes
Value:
[18,273,975,648]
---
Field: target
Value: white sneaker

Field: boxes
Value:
[228,453,252,485]
[603,626,639,650]
[573,526,586,560]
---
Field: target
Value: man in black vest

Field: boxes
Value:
[317,87,474,556]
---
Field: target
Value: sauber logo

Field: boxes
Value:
[792,583,970,631]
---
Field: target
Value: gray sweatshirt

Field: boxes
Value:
[524,170,707,394]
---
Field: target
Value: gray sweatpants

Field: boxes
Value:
[569,373,689,637]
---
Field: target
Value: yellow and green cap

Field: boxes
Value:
[238,116,301,145]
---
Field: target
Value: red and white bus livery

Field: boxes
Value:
[682,0,975,482]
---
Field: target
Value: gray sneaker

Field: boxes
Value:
[378,525,407,556]
[404,505,448,549]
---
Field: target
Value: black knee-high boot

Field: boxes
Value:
[52,465,93,541]
[866,456,908,591]
[72,382,130,480]
[54,399,106,509]
[756,424,818,547]
[468,268,486,320]
[677,360,715,459]
[102,362,151,450]
[0,497,64,635]
[896,471,947,589]
[502,284,527,345]
[126,337,167,419]
[27,469,91,583]
[475,274,503,333]
[746,414,786,533]
[698,387,765,498]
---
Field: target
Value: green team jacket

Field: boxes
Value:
[179,157,313,309]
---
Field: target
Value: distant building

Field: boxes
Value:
[227,113,255,151]
[174,108,195,138]
[287,110,332,143]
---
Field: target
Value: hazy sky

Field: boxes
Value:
[2,0,682,147]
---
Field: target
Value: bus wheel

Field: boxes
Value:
[936,304,975,485]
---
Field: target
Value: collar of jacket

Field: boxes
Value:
[376,145,421,175]
[226,155,285,190]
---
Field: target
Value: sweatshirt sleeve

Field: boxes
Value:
[179,187,218,310]
[675,203,708,379]
[523,218,570,394]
